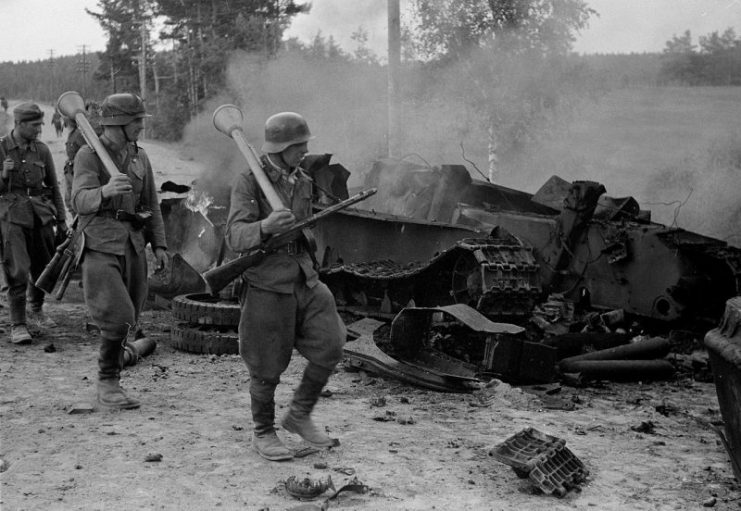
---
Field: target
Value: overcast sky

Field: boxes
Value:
[0,0,739,62]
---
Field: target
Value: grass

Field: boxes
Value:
[501,86,741,243]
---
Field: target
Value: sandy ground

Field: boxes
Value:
[1,103,740,510]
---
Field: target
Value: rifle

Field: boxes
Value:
[35,216,82,299]
[35,91,125,299]
[202,188,376,295]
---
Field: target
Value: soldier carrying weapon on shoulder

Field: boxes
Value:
[225,112,346,461]
[71,93,168,411]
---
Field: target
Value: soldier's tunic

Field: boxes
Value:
[0,131,66,324]
[71,141,166,341]
[63,126,86,215]
[225,156,345,382]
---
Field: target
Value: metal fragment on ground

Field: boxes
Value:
[285,475,335,500]
[489,427,589,497]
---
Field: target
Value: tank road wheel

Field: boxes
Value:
[172,293,241,327]
[450,252,482,307]
[170,323,239,355]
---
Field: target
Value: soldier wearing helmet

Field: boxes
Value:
[71,92,168,411]
[0,102,68,344]
[225,112,346,461]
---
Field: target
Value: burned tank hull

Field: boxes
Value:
[310,158,741,325]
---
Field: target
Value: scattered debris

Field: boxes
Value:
[369,396,386,407]
[489,427,589,497]
[43,343,56,353]
[0,458,8,473]
[285,475,335,500]
[293,447,321,459]
[702,496,717,507]
[144,453,163,462]
[631,421,656,434]
[67,403,95,415]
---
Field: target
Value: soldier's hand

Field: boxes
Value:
[153,247,169,274]
[2,157,14,178]
[101,174,133,198]
[260,209,296,235]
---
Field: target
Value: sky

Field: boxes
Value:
[0,0,739,63]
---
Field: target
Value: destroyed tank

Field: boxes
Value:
[158,154,741,328]
[304,156,741,326]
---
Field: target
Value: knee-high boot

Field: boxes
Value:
[250,378,292,461]
[281,363,339,448]
[97,337,140,410]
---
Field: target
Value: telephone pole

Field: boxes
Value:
[77,45,91,98]
[387,0,401,158]
[47,50,55,102]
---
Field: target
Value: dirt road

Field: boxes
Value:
[1,109,739,510]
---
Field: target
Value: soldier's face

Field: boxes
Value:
[17,120,43,141]
[124,118,145,142]
[281,142,308,169]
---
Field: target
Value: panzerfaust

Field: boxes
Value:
[202,104,377,295]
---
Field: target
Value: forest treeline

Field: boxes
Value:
[0,0,739,152]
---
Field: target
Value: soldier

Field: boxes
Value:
[71,93,168,410]
[52,110,63,137]
[0,103,67,344]
[225,112,346,461]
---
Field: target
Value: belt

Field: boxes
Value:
[0,188,48,197]
[97,209,146,229]
[278,240,304,255]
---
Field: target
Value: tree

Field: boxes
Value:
[661,28,741,85]
[87,0,155,95]
[408,0,596,179]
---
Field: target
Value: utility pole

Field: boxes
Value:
[139,20,147,101]
[387,0,402,158]
[77,45,90,99]
[47,50,55,103]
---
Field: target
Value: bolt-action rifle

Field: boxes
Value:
[202,188,376,295]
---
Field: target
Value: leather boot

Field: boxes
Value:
[96,337,140,410]
[281,363,339,448]
[10,324,32,345]
[251,395,293,461]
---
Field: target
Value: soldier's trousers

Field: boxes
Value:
[0,218,54,324]
[238,280,346,388]
[81,242,147,342]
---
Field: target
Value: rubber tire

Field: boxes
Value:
[170,322,239,355]
[172,293,241,327]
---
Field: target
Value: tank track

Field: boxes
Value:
[320,236,541,320]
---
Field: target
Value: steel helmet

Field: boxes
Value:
[261,112,314,153]
[99,93,151,126]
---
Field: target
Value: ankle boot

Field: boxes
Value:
[251,395,293,461]
[97,338,140,410]
[281,363,339,448]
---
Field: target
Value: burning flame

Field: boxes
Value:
[185,188,215,227]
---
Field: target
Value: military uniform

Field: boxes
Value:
[63,125,86,215]
[0,105,66,333]
[72,141,166,345]
[225,111,346,460]
[226,155,345,378]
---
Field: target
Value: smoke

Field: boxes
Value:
[641,133,741,243]
[176,48,741,245]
